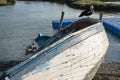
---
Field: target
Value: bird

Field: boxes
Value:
[79,5,94,17]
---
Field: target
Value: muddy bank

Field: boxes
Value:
[0,61,21,72]
[93,62,120,80]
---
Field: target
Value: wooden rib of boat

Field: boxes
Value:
[0,18,109,80]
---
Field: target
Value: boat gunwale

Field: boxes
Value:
[38,18,100,51]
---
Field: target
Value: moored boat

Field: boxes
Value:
[0,14,109,80]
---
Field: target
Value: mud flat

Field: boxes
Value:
[0,61,21,74]
[93,62,120,80]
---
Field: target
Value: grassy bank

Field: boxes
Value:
[24,0,120,12]
[67,0,120,12]
[0,0,16,6]
[16,0,120,11]
[0,0,8,5]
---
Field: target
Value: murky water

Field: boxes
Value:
[105,30,120,63]
[0,1,120,62]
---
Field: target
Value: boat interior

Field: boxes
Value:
[38,18,99,51]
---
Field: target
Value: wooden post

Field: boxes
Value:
[99,12,103,22]
[58,11,64,32]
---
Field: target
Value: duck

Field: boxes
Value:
[79,4,94,17]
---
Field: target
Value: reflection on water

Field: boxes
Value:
[0,1,120,62]
[105,30,120,63]
[105,2,120,5]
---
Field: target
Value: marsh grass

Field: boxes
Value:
[70,0,120,12]
[0,0,7,5]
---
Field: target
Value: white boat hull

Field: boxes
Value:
[1,19,109,80]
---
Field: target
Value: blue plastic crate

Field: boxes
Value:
[52,19,78,29]
[103,18,120,36]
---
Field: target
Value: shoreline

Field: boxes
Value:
[67,2,120,12]
[0,0,16,6]
[0,0,8,5]
[1,0,120,12]
[19,0,120,12]
[93,62,120,80]
[0,60,21,72]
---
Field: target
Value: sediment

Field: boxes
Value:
[0,61,21,72]
[93,62,120,80]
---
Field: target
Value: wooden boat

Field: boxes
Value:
[0,14,109,80]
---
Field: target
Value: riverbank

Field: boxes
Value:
[0,0,8,5]
[24,0,120,12]
[93,62,120,80]
[0,0,16,6]
[0,61,21,72]
[67,0,120,12]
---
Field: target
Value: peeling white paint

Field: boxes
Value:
[6,22,109,80]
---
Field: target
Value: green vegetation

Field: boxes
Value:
[38,0,120,12]
[73,0,104,5]
[0,0,16,5]
[68,0,120,12]
[100,0,120,1]
[0,0,8,5]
